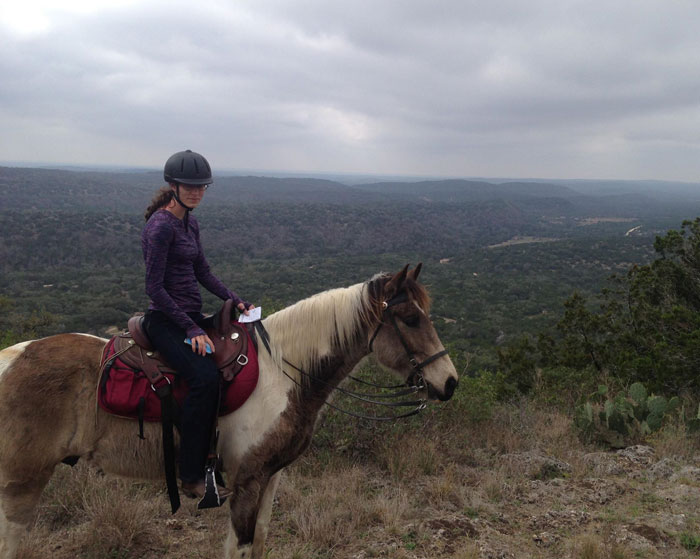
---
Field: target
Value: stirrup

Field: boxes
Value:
[197,464,229,509]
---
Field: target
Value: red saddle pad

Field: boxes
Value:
[98,326,259,421]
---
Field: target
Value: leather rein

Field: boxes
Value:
[252,291,448,422]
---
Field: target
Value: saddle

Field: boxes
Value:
[98,299,260,514]
[117,299,249,385]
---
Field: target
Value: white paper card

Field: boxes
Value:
[238,307,262,323]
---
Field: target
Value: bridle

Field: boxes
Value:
[367,291,449,390]
[250,289,449,421]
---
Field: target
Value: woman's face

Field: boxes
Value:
[174,183,207,209]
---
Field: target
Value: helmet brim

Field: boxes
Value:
[165,176,213,186]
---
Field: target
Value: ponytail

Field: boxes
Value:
[144,186,174,221]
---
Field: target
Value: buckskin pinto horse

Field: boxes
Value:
[0,264,458,559]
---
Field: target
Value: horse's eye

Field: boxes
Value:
[402,315,420,328]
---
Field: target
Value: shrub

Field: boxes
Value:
[447,369,507,424]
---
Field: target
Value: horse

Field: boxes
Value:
[0,264,458,559]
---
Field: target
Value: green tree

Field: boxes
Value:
[501,218,700,396]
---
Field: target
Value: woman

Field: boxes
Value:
[141,149,253,500]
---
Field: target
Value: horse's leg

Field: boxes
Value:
[223,470,277,559]
[0,471,52,559]
[251,470,282,559]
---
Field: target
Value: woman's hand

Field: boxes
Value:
[238,302,255,316]
[190,333,216,356]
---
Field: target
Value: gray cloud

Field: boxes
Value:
[2,0,700,180]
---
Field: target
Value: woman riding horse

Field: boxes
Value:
[0,263,458,559]
[141,149,254,500]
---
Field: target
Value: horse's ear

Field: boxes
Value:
[409,262,422,282]
[384,264,409,299]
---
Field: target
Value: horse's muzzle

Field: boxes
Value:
[427,376,458,401]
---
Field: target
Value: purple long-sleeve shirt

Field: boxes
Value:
[142,209,243,339]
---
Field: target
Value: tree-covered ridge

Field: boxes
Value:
[0,208,660,370]
[502,218,700,396]
[3,165,700,401]
[4,165,700,215]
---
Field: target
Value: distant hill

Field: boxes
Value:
[548,178,700,199]
[207,176,385,204]
[2,166,700,220]
[0,167,160,212]
[0,167,383,211]
[353,179,580,202]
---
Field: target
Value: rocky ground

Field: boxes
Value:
[433,445,700,559]
[17,408,700,559]
[147,444,700,559]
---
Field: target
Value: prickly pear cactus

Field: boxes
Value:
[629,382,647,405]
[575,383,680,448]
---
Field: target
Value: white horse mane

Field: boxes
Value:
[260,281,371,377]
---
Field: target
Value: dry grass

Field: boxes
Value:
[453,543,480,559]
[11,398,700,559]
[18,464,171,559]
[275,464,433,557]
[279,466,390,548]
[376,435,439,480]
[17,463,236,559]
[650,417,700,461]
[568,534,638,559]
[450,398,577,466]
[571,535,604,559]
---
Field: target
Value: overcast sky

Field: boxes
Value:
[2,0,700,181]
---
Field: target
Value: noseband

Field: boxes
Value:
[368,292,449,388]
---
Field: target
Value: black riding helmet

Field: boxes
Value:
[163,149,213,186]
[163,150,212,224]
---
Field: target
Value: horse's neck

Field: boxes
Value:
[301,333,368,403]
[261,283,371,407]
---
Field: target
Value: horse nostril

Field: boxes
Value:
[444,376,458,399]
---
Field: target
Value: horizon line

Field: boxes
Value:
[0,160,698,186]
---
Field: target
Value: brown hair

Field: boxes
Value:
[144,186,174,221]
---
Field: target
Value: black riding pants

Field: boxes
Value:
[142,310,219,484]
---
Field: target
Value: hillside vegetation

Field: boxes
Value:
[3,166,695,360]
[3,166,700,558]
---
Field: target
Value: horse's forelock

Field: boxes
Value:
[364,273,431,320]
[363,273,388,325]
[404,278,431,314]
